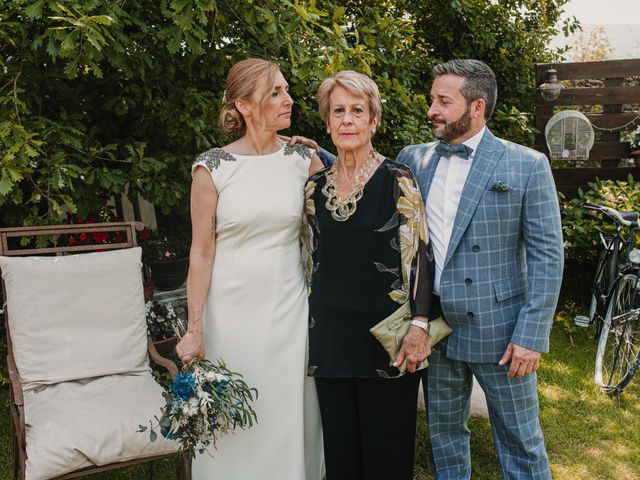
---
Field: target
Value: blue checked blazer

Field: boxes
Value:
[397,129,564,363]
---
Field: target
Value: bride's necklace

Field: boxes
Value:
[322,149,381,222]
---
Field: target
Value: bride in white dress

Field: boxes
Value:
[176,58,325,479]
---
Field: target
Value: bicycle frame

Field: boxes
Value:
[591,230,623,323]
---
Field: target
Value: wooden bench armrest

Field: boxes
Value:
[7,352,24,406]
[147,337,179,380]
[7,351,27,454]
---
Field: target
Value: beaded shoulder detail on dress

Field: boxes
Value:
[284,142,312,159]
[193,148,236,172]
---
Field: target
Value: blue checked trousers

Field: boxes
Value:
[423,344,552,480]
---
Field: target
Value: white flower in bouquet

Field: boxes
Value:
[204,370,229,383]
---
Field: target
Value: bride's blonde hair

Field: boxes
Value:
[219,58,280,137]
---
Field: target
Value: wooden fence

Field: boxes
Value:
[534,59,640,197]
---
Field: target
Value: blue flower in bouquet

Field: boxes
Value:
[170,371,196,400]
[214,380,229,392]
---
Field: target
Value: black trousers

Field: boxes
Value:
[315,373,421,480]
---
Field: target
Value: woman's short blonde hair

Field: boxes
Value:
[219,58,280,137]
[317,70,382,125]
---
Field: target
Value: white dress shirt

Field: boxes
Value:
[426,126,486,295]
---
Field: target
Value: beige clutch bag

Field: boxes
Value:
[369,301,453,375]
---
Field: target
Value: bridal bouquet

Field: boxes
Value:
[139,331,258,457]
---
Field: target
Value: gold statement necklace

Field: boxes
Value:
[322,149,381,222]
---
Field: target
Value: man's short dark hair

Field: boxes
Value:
[433,59,497,120]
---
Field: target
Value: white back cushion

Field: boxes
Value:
[0,247,149,390]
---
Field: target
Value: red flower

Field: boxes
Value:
[79,233,88,242]
[68,237,76,246]
[114,234,123,243]
[93,232,109,243]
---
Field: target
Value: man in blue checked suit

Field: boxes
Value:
[397,59,563,479]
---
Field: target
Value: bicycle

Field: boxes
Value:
[574,202,640,394]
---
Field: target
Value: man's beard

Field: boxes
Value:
[430,104,472,143]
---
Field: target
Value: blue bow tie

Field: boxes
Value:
[436,142,473,159]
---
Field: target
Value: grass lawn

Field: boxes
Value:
[2,286,639,479]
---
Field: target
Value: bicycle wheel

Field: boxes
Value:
[595,273,640,393]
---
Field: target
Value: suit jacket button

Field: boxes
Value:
[467,312,475,318]
[472,245,480,252]
[465,278,472,285]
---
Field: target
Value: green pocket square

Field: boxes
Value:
[369,302,453,375]
[490,181,513,192]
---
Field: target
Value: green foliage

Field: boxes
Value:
[1,0,575,227]
[626,125,640,151]
[492,105,537,146]
[141,232,190,262]
[404,0,579,143]
[561,176,640,262]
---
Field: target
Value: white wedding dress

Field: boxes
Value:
[190,143,324,479]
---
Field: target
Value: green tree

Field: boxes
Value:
[0,0,576,227]
[570,26,615,62]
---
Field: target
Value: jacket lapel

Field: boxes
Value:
[416,146,440,201]
[443,129,504,269]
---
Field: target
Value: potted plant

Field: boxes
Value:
[145,299,186,355]
[141,230,190,291]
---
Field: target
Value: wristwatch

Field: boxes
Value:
[409,318,430,334]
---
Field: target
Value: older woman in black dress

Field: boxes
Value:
[302,70,436,480]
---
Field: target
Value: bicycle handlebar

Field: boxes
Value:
[584,202,639,228]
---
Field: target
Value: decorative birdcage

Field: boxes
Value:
[544,110,595,160]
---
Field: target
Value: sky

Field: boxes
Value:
[550,0,640,58]
[561,0,640,24]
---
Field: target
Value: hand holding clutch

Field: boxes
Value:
[369,302,453,375]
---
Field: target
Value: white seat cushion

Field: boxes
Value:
[24,372,180,480]
[0,248,149,390]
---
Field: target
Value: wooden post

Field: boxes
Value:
[600,77,623,167]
